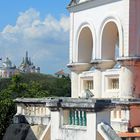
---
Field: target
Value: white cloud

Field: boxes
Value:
[0,8,70,74]
[60,16,70,32]
[17,8,40,28]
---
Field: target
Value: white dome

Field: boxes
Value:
[3,57,12,68]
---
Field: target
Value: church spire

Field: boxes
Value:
[26,51,28,58]
[25,51,28,63]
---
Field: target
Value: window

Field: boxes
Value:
[112,108,121,119]
[108,78,119,90]
[80,76,94,98]
[84,80,93,90]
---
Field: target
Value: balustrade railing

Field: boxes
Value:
[17,105,50,117]
[63,109,87,126]
[15,104,50,125]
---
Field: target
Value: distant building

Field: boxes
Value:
[0,51,40,78]
[55,69,69,78]
[19,51,40,74]
[0,57,18,78]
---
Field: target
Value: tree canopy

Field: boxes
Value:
[0,73,71,138]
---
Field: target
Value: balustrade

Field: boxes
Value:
[17,104,50,117]
[66,110,87,126]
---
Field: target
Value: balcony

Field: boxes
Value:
[67,62,92,73]
[90,59,116,70]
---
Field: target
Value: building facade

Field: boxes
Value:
[67,0,140,133]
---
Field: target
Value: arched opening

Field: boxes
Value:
[78,27,93,63]
[101,22,119,60]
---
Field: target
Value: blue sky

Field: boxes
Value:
[0,0,70,74]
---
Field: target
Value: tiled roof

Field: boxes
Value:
[118,132,140,138]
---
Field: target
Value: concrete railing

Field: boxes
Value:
[62,109,87,126]
[46,98,114,140]
[14,98,51,125]
[16,104,50,116]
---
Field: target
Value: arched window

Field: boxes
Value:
[101,22,119,60]
[78,27,93,63]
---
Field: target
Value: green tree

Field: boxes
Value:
[0,93,15,138]
[0,73,71,138]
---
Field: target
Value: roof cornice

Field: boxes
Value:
[67,0,121,13]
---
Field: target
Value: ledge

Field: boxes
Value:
[111,119,129,124]
[67,63,92,72]
[112,98,140,105]
[14,98,48,104]
[117,56,140,61]
[14,98,140,108]
[90,59,115,69]
[45,98,114,112]
[61,125,87,131]
[67,0,119,12]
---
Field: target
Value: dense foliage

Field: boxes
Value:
[0,73,71,138]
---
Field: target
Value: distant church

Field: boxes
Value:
[19,51,40,74]
[0,51,40,78]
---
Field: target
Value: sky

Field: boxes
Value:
[0,0,70,74]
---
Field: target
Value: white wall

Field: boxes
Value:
[71,72,79,98]
[69,0,129,63]
[69,0,140,99]
[50,110,110,140]
[69,0,130,98]
[102,69,120,98]
[79,70,102,98]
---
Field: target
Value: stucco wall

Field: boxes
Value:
[69,0,129,63]
[50,110,110,140]
[69,0,130,98]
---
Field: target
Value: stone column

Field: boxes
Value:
[16,104,22,115]
[51,111,61,140]
[71,71,79,98]
[93,69,102,98]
